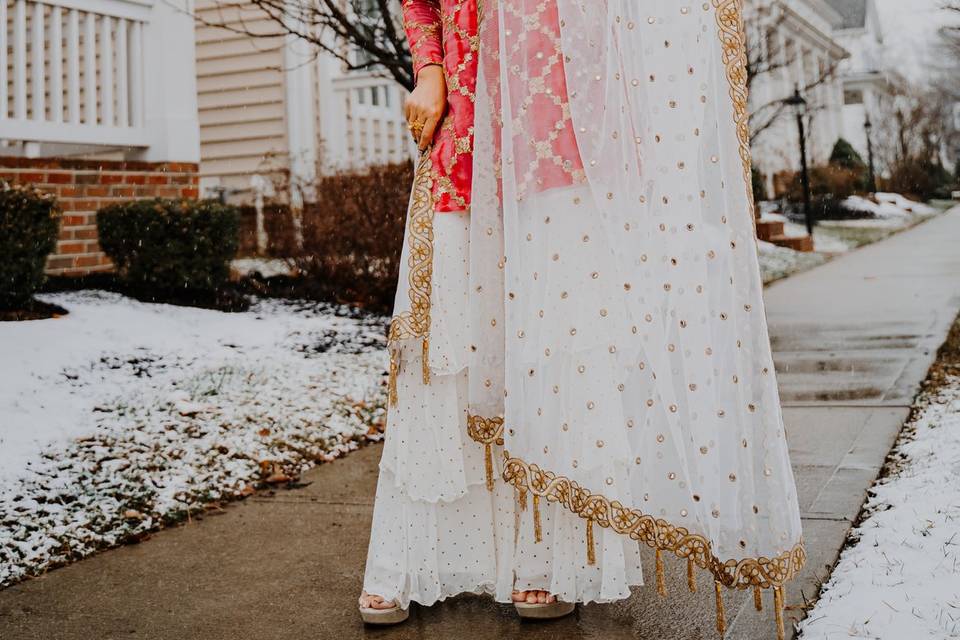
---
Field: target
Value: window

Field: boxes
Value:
[844,90,863,105]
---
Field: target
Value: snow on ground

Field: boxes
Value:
[230,257,297,279]
[0,291,388,587]
[759,194,940,262]
[799,377,960,639]
[757,240,827,284]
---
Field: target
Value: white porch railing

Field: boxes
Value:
[0,0,151,150]
[0,0,200,161]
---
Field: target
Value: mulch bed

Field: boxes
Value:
[0,298,69,321]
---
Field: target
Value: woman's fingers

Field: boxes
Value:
[418,113,440,151]
[405,93,444,150]
[404,63,446,149]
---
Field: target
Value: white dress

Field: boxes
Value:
[363,1,804,636]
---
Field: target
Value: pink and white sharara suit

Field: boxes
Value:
[363,1,805,637]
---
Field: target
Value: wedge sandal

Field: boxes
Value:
[514,600,576,620]
[358,597,409,625]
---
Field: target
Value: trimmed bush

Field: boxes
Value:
[0,181,60,310]
[829,138,866,170]
[296,161,412,312]
[784,164,863,203]
[888,157,956,202]
[97,198,240,298]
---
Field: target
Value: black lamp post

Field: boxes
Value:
[864,115,877,193]
[784,87,813,235]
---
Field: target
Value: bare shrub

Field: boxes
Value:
[295,161,413,312]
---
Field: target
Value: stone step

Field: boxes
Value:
[756,219,785,241]
[769,234,815,252]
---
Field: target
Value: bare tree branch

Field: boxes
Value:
[197,0,415,91]
[742,1,843,145]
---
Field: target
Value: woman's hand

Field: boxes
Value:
[405,64,447,151]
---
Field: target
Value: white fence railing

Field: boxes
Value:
[0,0,159,152]
[322,73,417,171]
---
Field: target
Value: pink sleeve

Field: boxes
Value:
[401,0,444,80]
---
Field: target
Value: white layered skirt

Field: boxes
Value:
[362,211,644,608]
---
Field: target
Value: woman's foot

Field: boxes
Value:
[512,590,575,620]
[359,591,409,625]
[512,590,557,604]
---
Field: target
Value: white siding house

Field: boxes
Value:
[825,0,900,171]
[745,0,850,195]
[193,3,415,204]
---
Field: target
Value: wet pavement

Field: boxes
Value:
[1,208,959,640]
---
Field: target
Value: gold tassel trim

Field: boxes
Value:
[754,585,763,612]
[518,486,527,511]
[774,585,785,640]
[421,337,430,384]
[687,557,697,593]
[388,350,399,407]
[533,494,542,543]
[484,444,494,492]
[715,580,726,637]
[586,519,596,565]
[655,549,667,596]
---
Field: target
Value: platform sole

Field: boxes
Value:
[359,605,410,625]
[514,601,576,620]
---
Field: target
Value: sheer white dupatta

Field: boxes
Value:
[469,1,805,636]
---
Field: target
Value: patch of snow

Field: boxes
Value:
[809,231,850,254]
[231,258,296,279]
[799,377,960,639]
[757,241,827,284]
[0,291,388,587]
[761,212,790,224]
[875,192,937,216]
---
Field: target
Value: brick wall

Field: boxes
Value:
[0,157,200,277]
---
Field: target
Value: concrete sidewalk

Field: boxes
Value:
[2,209,959,640]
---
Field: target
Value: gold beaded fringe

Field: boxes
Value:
[421,337,430,384]
[505,482,790,639]
[714,580,726,636]
[483,444,495,492]
[585,519,596,565]
[774,585,785,640]
[387,338,430,407]
[387,349,399,407]
[499,453,804,639]
[532,494,543,543]
[655,549,667,596]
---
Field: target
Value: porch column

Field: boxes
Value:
[135,0,200,162]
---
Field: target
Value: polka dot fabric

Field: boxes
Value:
[364,0,804,615]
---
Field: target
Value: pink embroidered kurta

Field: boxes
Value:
[402,0,478,212]
[402,0,581,212]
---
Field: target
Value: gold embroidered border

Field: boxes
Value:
[467,414,505,491]
[712,0,755,214]
[501,454,806,590]
[387,152,435,403]
[466,414,505,446]
[388,152,435,345]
